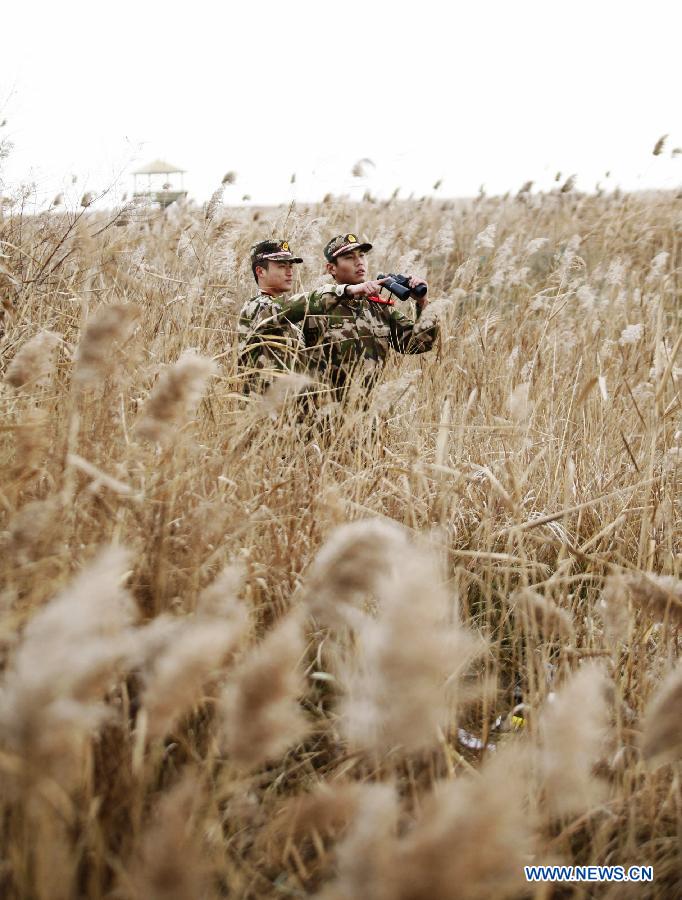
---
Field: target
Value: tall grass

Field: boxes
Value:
[1,184,681,898]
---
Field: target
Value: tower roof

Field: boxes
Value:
[132,158,185,175]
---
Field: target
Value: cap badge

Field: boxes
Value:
[347,234,357,243]
[281,241,289,251]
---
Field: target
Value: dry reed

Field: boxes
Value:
[1,186,680,898]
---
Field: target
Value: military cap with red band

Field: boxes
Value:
[324,233,373,262]
[250,239,303,264]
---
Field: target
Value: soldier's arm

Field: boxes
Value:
[274,284,351,322]
[384,301,440,354]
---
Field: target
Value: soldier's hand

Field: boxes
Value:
[345,278,390,299]
[408,274,429,308]
[407,275,428,295]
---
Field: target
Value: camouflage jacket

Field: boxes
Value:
[237,284,439,393]
[238,291,305,378]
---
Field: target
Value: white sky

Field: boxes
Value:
[2,0,681,208]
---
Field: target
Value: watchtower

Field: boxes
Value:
[132,159,187,208]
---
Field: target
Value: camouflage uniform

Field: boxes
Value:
[301,286,439,396]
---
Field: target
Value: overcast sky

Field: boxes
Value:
[2,0,680,208]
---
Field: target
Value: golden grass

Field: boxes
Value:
[1,185,681,898]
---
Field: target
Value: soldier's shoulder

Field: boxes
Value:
[239,294,276,318]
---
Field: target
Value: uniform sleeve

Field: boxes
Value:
[382,301,440,354]
[273,284,350,322]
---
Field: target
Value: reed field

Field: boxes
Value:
[1,181,681,899]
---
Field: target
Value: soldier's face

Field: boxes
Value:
[328,249,367,285]
[258,260,295,294]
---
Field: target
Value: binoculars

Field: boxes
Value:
[377,273,428,301]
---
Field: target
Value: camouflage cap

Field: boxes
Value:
[324,233,373,262]
[251,240,303,264]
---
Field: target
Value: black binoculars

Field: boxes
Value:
[377,273,428,301]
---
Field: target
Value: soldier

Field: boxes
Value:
[237,240,305,393]
[302,233,440,399]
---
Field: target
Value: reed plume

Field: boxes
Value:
[9,406,50,476]
[218,613,309,768]
[597,574,632,647]
[8,496,61,562]
[537,663,609,818]
[623,572,682,626]
[74,302,140,387]
[369,372,418,416]
[196,562,247,619]
[317,784,399,900]
[338,548,479,753]
[412,297,452,332]
[0,546,136,780]
[260,372,313,417]
[388,748,531,900]
[512,588,575,640]
[508,381,533,424]
[653,134,668,156]
[641,663,682,766]
[205,187,224,222]
[4,329,60,389]
[321,748,531,900]
[135,351,217,442]
[126,774,214,900]
[134,569,249,738]
[304,519,410,629]
[139,613,248,739]
[351,159,374,178]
